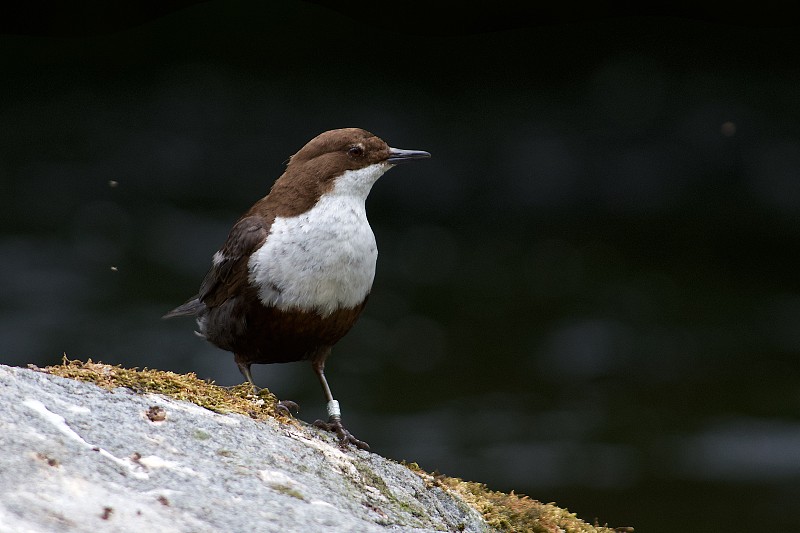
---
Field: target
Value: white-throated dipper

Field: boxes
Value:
[164,128,430,449]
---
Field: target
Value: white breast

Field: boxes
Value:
[248,164,389,316]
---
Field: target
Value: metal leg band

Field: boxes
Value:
[326,399,341,421]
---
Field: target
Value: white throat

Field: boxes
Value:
[248,163,391,315]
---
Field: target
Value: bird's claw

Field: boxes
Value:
[276,400,299,416]
[313,417,370,450]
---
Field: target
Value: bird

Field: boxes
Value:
[164,128,430,449]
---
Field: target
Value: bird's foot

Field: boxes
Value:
[313,417,370,451]
[276,400,299,417]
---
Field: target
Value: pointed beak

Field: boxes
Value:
[387,147,431,164]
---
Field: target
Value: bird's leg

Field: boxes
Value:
[236,357,298,416]
[311,355,369,450]
[236,360,259,391]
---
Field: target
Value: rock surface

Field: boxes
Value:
[0,364,488,532]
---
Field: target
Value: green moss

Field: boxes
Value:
[354,460,393,500]
[38,357,293,423]
[270,484,305,500]
[353,461,431,527]
[403,463,629,533]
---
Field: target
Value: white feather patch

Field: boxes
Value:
[248,164,389,315]
[212,251,225,266]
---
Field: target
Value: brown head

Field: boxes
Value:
[263,128,430,217]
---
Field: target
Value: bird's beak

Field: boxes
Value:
[387,147,431,164]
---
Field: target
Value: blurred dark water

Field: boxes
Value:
[3,3,800,531]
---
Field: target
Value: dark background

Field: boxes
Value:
[3,2,800,531]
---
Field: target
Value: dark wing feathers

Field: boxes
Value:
[200,216,269,307]
[162,298,203,318]
[163,215,270,318]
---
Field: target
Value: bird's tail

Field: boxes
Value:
[162,297,206,319]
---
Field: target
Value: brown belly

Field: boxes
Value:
[201,293,367,364]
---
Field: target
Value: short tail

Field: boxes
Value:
[162,297,206,319]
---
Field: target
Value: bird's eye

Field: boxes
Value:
[348,145,364,157]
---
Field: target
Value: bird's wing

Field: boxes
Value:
[197,215,270,308]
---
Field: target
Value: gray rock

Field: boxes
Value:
[0,364,490,533]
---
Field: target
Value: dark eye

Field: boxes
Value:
[348,145,364,157]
